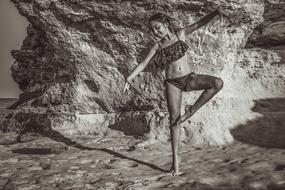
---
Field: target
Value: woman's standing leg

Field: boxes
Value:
[180,74,223,123]
[165,81,183,175]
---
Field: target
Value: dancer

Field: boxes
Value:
[124,9,225,176]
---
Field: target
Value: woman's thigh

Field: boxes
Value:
[165,82,182,121]
[186,74,221,91]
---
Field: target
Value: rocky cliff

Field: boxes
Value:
[2,0,285,147]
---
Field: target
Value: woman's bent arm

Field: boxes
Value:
[127,43,159,81]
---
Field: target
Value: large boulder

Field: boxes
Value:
[2,0,284,146]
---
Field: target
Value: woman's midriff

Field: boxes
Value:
[165,55,192,79]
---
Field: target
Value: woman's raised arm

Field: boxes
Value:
[181,9,219,37]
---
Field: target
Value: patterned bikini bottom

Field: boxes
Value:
[164,72,196,91]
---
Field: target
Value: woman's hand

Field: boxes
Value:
[123,78,131,93]
[218,8,230,21]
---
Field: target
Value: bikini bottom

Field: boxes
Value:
[164,72,195,91]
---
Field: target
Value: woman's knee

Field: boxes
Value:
[214,78,223,91]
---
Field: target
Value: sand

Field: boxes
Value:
[0,131,284,190]
[0,99,285,189]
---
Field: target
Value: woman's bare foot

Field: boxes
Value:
[180,105,194,123]
[169,156,182,176]
[170,168,183,176]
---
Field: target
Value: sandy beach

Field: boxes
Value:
[0,98,284,190]
[0,132,285,190]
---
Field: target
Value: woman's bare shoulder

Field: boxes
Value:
[151,42,160,51]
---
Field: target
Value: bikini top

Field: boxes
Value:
[156,33,189,70]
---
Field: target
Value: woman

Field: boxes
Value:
[124,9,224,176]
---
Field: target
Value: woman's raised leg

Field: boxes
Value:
[165,81,183,175]
[180,74,223,123]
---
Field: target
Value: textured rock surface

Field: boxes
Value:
[3,0,285,146]
[247,1,285,49]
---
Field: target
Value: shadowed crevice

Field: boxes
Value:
[8,91,44,109]
[246,2,285,49]
[108,115,150,136]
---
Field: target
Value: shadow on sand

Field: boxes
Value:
[231,98,285,149]
[1,97,168,173]
[10,127,168,173]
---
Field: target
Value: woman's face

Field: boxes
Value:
[150,20,168,39]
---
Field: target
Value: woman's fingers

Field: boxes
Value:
[217,9,228,26]
[218,9,230,20]
[123,82,130,93]
[219,13,224,24]
[123,83,127,92]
